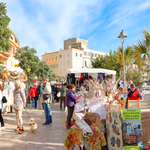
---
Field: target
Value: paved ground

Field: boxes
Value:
[0,103,70,150]
[0,90,150,150]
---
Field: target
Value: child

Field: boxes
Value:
[29,82,38,109]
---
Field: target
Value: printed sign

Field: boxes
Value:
[122,109,143,149]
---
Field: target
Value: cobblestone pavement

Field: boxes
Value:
[0,103,73,150]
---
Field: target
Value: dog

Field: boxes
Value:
[29,118,37,133]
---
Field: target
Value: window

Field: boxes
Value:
[52,64,54,69]
[98,54,100,57]
[60,70,62,75]
[55,56,57,60]
[68,61,69,65]
[63,54,65,58]
[60,62,61,66]
[49,57,51,61]
[67,53,69,57]
[55,64,58,68]
[46,58,48,62]
[84,52,87,55]
[52,57,54,61]
[91,53,94,57]
[85,61,87,67]
[63,61,65,66]
[88,53,91,56]
[95,54,97,57]
[75,53,78,57]
[80,54,82,57]
[64,70,65,75]
[59,54,62,58]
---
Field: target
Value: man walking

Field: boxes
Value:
[42,77,52,125]
[50,82,55,103]
[60,83,68,110]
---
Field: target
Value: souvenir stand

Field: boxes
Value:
[64,68,122,150]
[64,68,150,150]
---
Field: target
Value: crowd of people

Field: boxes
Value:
[0,76,145,134]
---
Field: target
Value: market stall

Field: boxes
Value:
[64,68,150,150]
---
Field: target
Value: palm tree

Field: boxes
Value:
[116,46,133,69]
[133,29,150,71]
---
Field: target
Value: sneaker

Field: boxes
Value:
[19,128,24,134]
[42,122,50,125]
[0,127,5,131]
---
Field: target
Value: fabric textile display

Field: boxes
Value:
[80,73,89,84]
[64,112,106,150]
[67,73,76,84]
[106,111,123,150]
[76,119,93,139]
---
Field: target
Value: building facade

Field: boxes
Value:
[42,38,107,82]
[42,52,58,75]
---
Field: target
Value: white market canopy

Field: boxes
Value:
[67,68,116,75]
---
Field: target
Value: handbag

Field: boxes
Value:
[57,92,61,97]
[43,94,51,100]
[2,96,7,103]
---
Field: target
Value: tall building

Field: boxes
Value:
[42,38,107,82]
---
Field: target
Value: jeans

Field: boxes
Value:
[0,109,4,127]
[67,106,74,126]
[32,97,37,108]
[44,103,52,123]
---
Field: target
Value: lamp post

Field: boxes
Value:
[118,30,127,89]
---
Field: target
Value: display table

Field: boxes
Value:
[104,103,121,112]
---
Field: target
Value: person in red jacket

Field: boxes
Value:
[127,84,142,100]
[29,83,38,109]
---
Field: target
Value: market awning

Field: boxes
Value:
[67,68,116,75]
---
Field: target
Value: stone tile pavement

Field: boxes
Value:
[0,103,78,150]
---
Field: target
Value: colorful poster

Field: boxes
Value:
[122,109,143,149]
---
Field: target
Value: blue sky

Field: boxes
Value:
[3,0,150,59]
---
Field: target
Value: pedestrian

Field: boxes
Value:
[0,81,5,131]
[60,83,68,110]
[29,82,38,109]
[127,80,133,91]
[14,80,26,134]
[42,77,52,125]
[39,82,44,109]
[55,84,60,103]
[50,82,55,103]
[66,84,77,129]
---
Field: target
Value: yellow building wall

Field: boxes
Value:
[42,52,58,75]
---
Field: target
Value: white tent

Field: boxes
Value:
[67,68,116,75]
[2,65,24,73]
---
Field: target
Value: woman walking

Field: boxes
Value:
[66,84,77,129]
[14,80,26,134]
[29,82,38,109]
[0,81,5,131]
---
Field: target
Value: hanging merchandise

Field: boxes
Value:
[80,73,89,84]
[67,73,76,84]
[97,73,106,83]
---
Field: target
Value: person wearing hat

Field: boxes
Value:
[127,83,142,100]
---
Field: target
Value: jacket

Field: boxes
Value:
[29,87,38,97]
[14,87,26,107]
[127,87,142,100]
[66,89,77,107]
[42,82,52,103]
[37,85,41,96]
[60,87,68,96]
[0,90,3,109]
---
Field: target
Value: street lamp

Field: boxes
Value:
[118,30,127,89]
